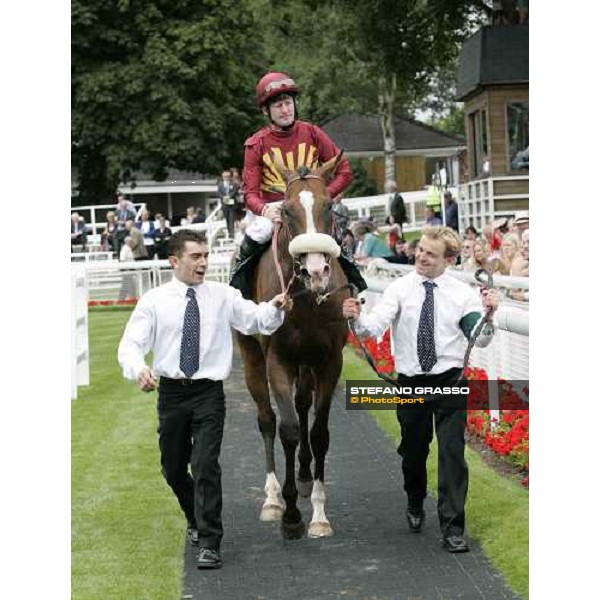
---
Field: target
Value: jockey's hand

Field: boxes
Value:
[342,298,361,321]
[271,293,293,312]
[481,288,500,313]
[137,366,158,392]
[262,204,282,223]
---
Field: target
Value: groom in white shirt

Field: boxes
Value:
[343,226,500,554]
[118,229,288,569]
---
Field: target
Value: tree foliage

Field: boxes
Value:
[72,0,484,202]
[72,0,265,202]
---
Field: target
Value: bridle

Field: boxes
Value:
[271,171,343,302]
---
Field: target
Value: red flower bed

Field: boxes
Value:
[464,369,529,487]
[88,298,138,307]
[347,329,395,375]
[346,331,529,488]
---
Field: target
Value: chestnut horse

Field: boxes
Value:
[236,156,351,539]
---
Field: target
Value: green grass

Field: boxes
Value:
[342,348,529,598]
[73,310,527,599]
[72,308,183,600]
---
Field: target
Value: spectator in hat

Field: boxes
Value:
[513,211,529,240]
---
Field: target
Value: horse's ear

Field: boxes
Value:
[271,157,294,182]
[317,151,344,179]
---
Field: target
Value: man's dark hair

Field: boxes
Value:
[168,229,208,257]
[465,225,478,237]
[343,229,354,238]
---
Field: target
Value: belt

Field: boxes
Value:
[160,376,216,387]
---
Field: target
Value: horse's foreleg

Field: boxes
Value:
[295,366,314,498]
[237,333,283,521]
[307,358,341,538]
[267,352,305,539]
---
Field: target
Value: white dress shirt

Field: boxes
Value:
[118,277,284,381]
[354,270,493,376]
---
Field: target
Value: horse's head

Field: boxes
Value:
[273,155,343,293]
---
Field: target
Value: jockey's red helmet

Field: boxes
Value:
[256,72,300,108]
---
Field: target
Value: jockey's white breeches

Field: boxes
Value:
[245,202,282,244]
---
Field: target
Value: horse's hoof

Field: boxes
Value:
[296,478,314,498]
[260,503,283,522]
[281,520,305,540]
[308,521,333,538]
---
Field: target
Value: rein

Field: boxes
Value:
[345,284,399,386]
[460,268,495,379]
[349,269,497,389]
[272,221,297,296]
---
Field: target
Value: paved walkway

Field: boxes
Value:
[182,346,520,600]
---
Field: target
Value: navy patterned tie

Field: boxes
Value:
[180,287,200,378]
[417,281,437,373]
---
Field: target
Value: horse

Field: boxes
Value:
[236,155,352,540]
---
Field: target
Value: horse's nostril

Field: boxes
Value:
[323,264,331,274]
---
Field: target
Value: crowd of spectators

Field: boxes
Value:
[73,187,529,298]
[339,199,529,301]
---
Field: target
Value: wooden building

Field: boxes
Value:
[321,113,466,194]
[456,24,529,232]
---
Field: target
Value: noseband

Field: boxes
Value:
[271,170,340,301]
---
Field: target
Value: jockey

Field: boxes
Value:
[229,71,367,298]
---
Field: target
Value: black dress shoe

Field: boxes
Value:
[197,548,223,569]
[442,535,470,553]
[406,508,425,533]
[186,525,199,546]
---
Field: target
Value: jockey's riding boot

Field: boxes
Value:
[338,244,367,292]
[229,235,270,299]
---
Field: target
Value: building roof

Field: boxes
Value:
[457,25,529,101]
[320,113,465,154]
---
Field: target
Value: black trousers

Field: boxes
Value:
[157,378,226,550]
[222,203,235,238]
[396,368,468,537]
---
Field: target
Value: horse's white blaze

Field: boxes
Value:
[299,191,316,233]
[308,480,332,537]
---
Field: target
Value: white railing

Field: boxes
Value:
[71,268,90,399]
[70,251,115,263]
[80,256,233,302]
[360,263,529,422]
[458,175,529,233]
[71,202,147,238]
[342,187,458,231]
[360,263,528,382]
